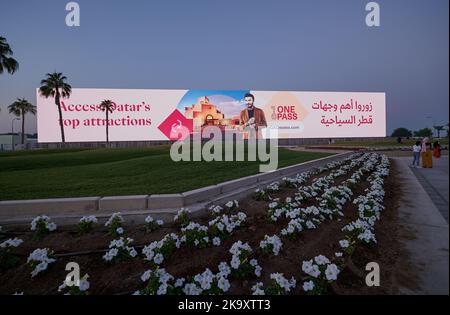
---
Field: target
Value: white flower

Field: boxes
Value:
[145,215,154,223]
[229,240,251,255]
[251,282,265,295]
[210,205,223,215]
[116,227,124,235]
[80,215,98,224]
[335,252,343,257]
[27,248,55,277]
[30,215,57,233]
[217,277,230,292]
[194,269,215,291]
[306,220,316,229]
[154,253,164,265]
[212,237,221,246]
[103,237,136,262]
[0,238,23,248]
[183,283,202,295]
[47,222,57,231]
[141,270,152,282]
[79,279,90,291]
[302,260,320,278]
[175,278,185,288]
[339,239,350,248]
[230,256,240,269]
[270,273,296,292]
[174,208,190,222]
[58,281,67,292]
[268,202,278,209]
[254,265,262,277]
[314,255,330,266]
[358,229,377,244]
[105,212,124,227]
[237,212,246,221]
[156,283,167,295]
[259,235,282,256]
[325,264,340,281]
[303,281,315,292]
[218,262,231,277]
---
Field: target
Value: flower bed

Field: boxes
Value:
[0,153,409,295]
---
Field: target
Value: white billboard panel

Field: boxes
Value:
[36,88,386,142]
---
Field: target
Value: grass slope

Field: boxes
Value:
[0,146,332,200]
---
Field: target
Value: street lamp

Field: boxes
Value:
[11,118,21,151]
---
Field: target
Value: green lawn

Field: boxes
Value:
[0,146,332,200]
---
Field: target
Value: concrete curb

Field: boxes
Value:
[99,195,148,212]
[0,152,353,226]
[0,197,100,217]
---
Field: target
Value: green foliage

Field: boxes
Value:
[414,128,433,138]
[0,248,20,270]
[391,127,412,138]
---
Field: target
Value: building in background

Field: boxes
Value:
[184,96,240,131]
[0,133,35,151]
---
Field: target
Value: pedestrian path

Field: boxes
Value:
[409,156,449,223]
[393,157,448,295]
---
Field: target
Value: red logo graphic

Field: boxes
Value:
[158,109,193,140]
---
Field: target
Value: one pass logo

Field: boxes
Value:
[271,105,299,121]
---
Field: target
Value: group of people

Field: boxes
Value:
[412,137,442,168]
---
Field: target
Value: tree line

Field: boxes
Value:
[391,126,449,139]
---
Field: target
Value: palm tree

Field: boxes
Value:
[8,98,36,145]
[434,125,445,138]
[0,36,19,74]
[39,72,72,143]
[99,99,115,145]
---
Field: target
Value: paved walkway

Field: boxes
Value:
[393,157,449,295]
[409,156,449,223]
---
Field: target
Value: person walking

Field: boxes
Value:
[412,141,422,168]
[433,141,442,158]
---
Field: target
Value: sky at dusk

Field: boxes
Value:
[0,0,448,135]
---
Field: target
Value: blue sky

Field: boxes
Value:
[0,0,448,135]
[178,90,248,109]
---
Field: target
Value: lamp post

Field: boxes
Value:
[11,118,21,151]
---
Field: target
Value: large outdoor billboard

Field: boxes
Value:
[36,89,386,142]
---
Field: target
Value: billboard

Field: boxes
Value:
[36,89,386,142]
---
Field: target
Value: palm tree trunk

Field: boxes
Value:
[55,93,65,144]
[106,110,109,145]
[21,112,25,145]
